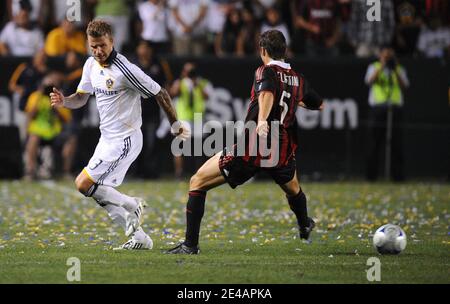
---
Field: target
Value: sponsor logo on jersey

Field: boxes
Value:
[94,87,120,96]
[106,78,114,89]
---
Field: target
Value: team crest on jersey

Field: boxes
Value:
[106,78,114,89]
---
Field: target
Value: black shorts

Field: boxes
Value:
[219,147,296,189]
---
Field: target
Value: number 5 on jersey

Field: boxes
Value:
[279,90,291,124]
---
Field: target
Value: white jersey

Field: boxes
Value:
[77,50,161,140]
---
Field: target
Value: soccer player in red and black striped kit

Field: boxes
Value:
[167,30,324,254]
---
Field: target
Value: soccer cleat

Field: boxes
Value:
[165,242,200,255]
[125,198,147,237]
[299,217,315,240]
[113,228,153,251]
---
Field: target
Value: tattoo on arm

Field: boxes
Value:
[155,88,178,125]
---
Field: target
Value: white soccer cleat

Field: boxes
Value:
[125,198,147,237]
[113,227,153,251]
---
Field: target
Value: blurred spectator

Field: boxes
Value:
[131,40,172,178]
[90,0,131,52]
[365,46,409,181]
[169,62,212,178]
[23,73,71,180]
[0,1,8,29]
[261,6,290,48]
[290,0,305,55]
[336,0,354,55]
[136,0,171,55]
[292,0,341,57]
[9,49,48,111]
[7,0,43,26]
[417,15,450,59]
[62,51,84,97]
[168,0,209,56]
[394,1,422,56]
[246,0,279,22]
[0,6,44,56]
[216,6,242,56]
[206,0,230,55]
[421,0,449,25]
[39,0,87,33]
[59,51,86,179]
[44,19,87,56]
[393,0,423,20]
[338,0,351,21]
[47,0,70,26]
[348,0,395,58]
[236,6,259,56]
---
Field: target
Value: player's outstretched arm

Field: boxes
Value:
[155,88,190,140]
[50,88,89,109]
[155,87,177,125]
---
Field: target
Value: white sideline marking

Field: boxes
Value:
[40,180,84,199]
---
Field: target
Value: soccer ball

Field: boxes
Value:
[373,224,407,255]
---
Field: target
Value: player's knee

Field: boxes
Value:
[189,172,204,190]
[74,176,86,193]
[75,174,93,196]
[284,181,300,197]
[189,174,200,189]
[286,188,300,197]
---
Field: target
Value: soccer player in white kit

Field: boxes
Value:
[50,20,189,250]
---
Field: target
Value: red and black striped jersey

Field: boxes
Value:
[242,61,322,168]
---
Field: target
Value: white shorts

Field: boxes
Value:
[83,130,143,187]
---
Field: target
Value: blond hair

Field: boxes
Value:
[86,20,113,38]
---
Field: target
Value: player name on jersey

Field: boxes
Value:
[277,72,299,86]
[94,87,120,96]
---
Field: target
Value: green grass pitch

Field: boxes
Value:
[0,180,448,283]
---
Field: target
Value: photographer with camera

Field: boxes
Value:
[167,62,212,179]
[365,45,409,182]
[23,72,72,180]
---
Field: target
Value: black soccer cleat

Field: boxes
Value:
[165,242,200,255]
[299,217,315,240]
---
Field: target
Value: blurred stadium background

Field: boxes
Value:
[0,0,448,181]
[0,0,449,284]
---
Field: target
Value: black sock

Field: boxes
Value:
[287,190,308,228]
[184,190,206,247]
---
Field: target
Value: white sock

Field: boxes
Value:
[92,185,138,212]
[102,204,127,233]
